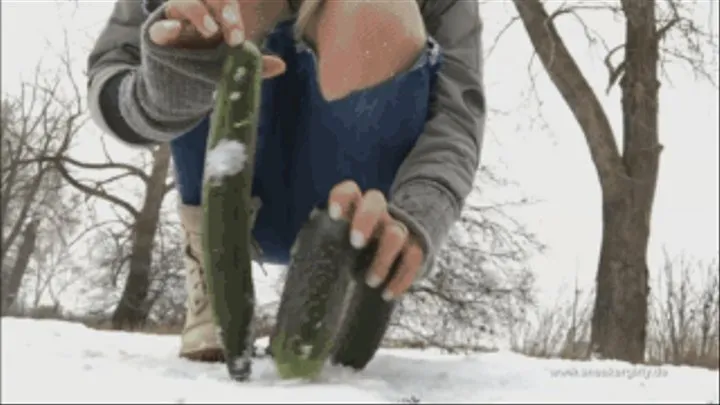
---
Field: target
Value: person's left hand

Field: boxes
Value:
[327,180,424,301]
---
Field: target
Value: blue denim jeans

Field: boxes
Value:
[170,20,442,264]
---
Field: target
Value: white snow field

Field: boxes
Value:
[2,318,718,404]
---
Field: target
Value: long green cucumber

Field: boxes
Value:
[270,209,401,380]
[202,41,263,382]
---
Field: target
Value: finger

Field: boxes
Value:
[327,180,362,221]
[148,19,183,46]
[349,189,387,249]
[382,243,424,301]
[206,0,246,46]
[165,0,220,38]
[366,219,408,288]
[261,55,287,78]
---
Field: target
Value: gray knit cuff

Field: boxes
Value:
[388,179,460,281]
[120,4,229,143]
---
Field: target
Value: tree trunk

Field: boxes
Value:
[592,193,651,362]
[591,0,660,363]
[513,0,661,363]
[2,219,40,314]
[111,145,171,330]
[1,164,48,265]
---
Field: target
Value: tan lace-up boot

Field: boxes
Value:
[178,204,224,362]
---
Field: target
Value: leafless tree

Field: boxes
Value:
[49,139,176,330]
[647,251,719,368]
[508,0,717,362]
[513,251,719,370]
[1,57,86,314]
[386,170,541,351]
[4,29,177,329]
[81,201,186,329]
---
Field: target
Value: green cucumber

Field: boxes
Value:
[270,209,404,379]
[202,41,263,382]
[270,209,356,380]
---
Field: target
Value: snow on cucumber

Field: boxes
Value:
[204,139,247,183]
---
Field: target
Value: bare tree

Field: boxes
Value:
[4,29,177,329]
[510,0,716,362]
[512,251,718,370]
[49,140,175,330]
[0,58,85,314]
[647,251,719,368]
[2,219,40,312]
[387,171,541,351]
[82,201,186,330]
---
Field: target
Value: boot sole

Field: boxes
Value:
[179,344,270,363]
[179,348,225,363]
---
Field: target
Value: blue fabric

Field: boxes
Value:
[170,20,442,264]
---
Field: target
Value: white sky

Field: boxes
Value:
[1,1,718,304]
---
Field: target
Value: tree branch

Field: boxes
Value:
[512,0,626,194]
[52,159,140,219]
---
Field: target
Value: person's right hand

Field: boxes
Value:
[148,0,286,79]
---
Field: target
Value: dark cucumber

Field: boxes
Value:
[202,41,263,382]
[270,209,401,380]
[271,210,355,380]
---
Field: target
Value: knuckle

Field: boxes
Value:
[331,180,360,197]
[188,1,211,18]
[358,191,387,214]
[405,244,424,263]
[392,222,408,238]
[385,225,407,246]
[365,189,386,203]
[170,0,193,13]
[371,259,391,276]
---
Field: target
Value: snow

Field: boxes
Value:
[2,318,718,403]
[204,139,247,182]
[234,67,247,82]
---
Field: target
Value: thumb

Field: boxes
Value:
[261,55,286,79]
[148,19,183,46]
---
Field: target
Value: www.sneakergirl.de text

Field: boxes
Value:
[549,367,669,380]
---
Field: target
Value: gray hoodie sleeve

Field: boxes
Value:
[87,1,228,145]
[388,0,485,278]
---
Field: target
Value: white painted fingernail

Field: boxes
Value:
[328,203,341,220]
[222,4,239,23]
[160,19,181,32]
[229,29,245,46]
[203,15,219,34]
[366,274,382,288]
[350,230,365,249]
[382,290,394,301]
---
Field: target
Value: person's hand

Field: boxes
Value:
[328,180,425,301]
[148,0,285,78]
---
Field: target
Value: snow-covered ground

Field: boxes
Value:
[2,318,718,404]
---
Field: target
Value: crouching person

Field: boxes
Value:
[86,0,485,368]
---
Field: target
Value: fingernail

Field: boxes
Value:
[366,274,382,288]
[222,4,239,23]
[229,29,245,46]
[203,15,219,34]
[328,203,341,220]
[382,290,394,301]
[350,230,365,249]
[160,19,181,32]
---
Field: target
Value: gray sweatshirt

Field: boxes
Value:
[86,0,485,276]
